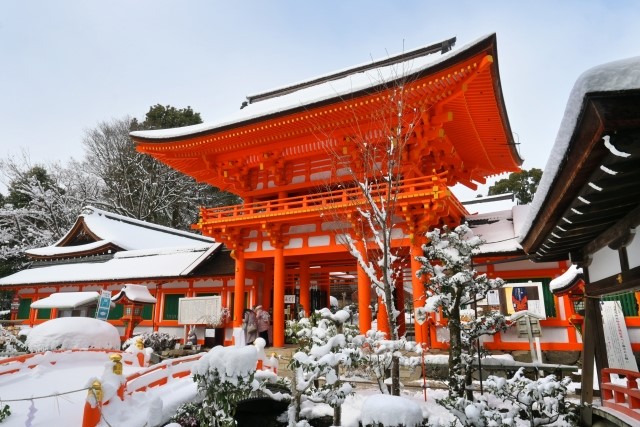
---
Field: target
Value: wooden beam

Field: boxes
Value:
[585,265,640,297]
[583,204,640,255]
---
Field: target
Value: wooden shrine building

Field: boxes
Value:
[519,56,640,425]
[131,34,525,348]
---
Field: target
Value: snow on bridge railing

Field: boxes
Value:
[600,368,640,423]
[0,349,146,376]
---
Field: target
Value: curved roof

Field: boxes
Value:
[26,206,215,259]
[132,34,521,194]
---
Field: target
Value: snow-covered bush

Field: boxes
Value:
[350,330,421,394]
[25,317,120,352]
[438,369,578,427]
[286,308,359,426]
[169,402,201,427]
[484,369,578,426]
[123,331,178,353]
[191,345,259,427]
[0,325,27,354]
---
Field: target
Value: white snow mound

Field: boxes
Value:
[26,317,121,352]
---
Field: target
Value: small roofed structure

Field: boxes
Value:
[30,292,101,318]
[112,284,157,339]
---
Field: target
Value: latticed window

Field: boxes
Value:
[17,298,31,319]
[602,293,639,317]
[163,294,185,320]
[36,308,51,320]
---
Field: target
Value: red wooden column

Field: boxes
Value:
[232,249,246,328]
[395,280,406,338]
[377,295,390,336]
[356,239,372,333]
[299,259,311,317]
[410,243,427,345]
[273,244,285,347]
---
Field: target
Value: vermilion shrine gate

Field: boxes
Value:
[131,34,523,347]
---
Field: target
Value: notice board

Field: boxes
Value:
[178,296,222,325]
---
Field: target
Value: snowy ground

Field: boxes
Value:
[0,348,583,427]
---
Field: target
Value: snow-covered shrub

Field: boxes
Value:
[0,325,27,354]
[191,345,259,427]
[169,402,201,427]
[484,369,578,426]
[25,317,120,352]
[360,394,425,427]
[286,308,359,426]
[123,331,178,353]
[350,330,421,394]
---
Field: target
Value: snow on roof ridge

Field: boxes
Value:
[519,56,640,243]
[130,34,495,141]
[81,206,214,243]
[244,37,456,104]
[113,244,216,259]
[26,239,111,256]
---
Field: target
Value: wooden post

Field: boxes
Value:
[299,259,311,317]
[273,245,285,347]
[233,249,246,328]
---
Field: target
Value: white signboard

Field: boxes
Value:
[284,294,296,304]
[601,301,639,371]
[178,296,222,325]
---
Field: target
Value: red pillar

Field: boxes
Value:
[377,295,390,337]
[273,245,285,347]
[411,243,427,345]
[395,281,406,338]
[356,240,372,333]
[299,259,311,317]
[233,250,246,328]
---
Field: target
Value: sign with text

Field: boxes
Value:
[95,290,112,321]
[284,294,296,304]
[178,296,222,325]
[601,301,638,371]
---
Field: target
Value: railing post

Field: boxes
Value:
[110,353,125,400]
[82,380,103,427]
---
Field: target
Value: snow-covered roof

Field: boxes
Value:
[462,193,515,215]
[0,245,220,286]
[26,206,215,258]
[519,56,640,242]
[131,34,493,141]
[467,204,530,255]
[30,292,100,309]
[112,284,157,304]
[550,264,584,293]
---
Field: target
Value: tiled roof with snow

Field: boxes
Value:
[467,204,530,254]
[112,284,157,304]
[130,35,493,141]
[30,292,100,309]
[519,56,640,242]
[26,206,215,257]
[0,245,220,286]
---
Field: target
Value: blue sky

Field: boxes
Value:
[1,1,639,194]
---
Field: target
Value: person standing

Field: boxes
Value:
[254,305,270,347]
[242,308,258,345]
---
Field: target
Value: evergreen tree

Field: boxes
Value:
[487,168,542,204]
[416,223,508,399]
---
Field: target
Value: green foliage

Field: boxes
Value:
[132,104,202,131]
[0,404,10,423]
[6,165,57,208]
[169,402,202,427]
[487,168,542,204]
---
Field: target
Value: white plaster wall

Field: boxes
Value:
[626,226,640,269]
[194,279,224,288]
[288,224,316,234]
[589,246,621,282]
[246,242,258,252]
[494,260,560,272]
[286,238,304,249]
[627,326,640,343]
[499,326,568,343]
[162,281,189,289]
[309,235,331,247]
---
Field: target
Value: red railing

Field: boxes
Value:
[198,174,454,226]
[0,349,133,376]
[601,368,640,422]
